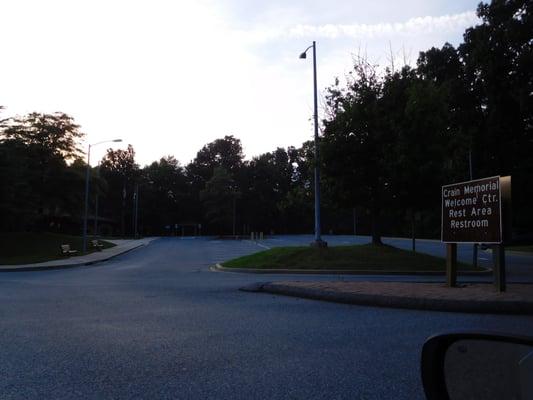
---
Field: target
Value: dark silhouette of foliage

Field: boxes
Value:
[187,135,244,184]
[2,112,84,161]
[1,0,531,239]
[140,156,189,234]
[321,59,390,244]
[200,167,240,234]
[99,145,140,236]
[0,112,86,232]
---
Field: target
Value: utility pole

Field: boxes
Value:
[300,41,327,248]
[470,149,478,268]
[121,184,126,237]
[93,162,101,238]
[133,184,139,239]
[94,193,99,237]
[82,145,91,253]
[232,195,236,237]
[82,139,122,252]
[352,207,356,236]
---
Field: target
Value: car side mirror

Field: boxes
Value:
[421,332,533,400]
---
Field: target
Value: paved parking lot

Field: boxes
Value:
[1,236,532,399]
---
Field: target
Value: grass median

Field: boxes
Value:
[222,244,482,272]
[0,232,115,265]
[507,244,533,253]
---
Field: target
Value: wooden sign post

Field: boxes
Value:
[446,243,457,287]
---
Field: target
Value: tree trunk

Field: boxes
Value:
[411,210,416,251]
[232,196,236,237]
[371,206,382,245]
[121,183,126,237]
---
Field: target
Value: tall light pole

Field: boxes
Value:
[133,183,139,239]
[469,148,478,268]
[93,161,101,238]
[83,138,122,253]
[300,41,327,247]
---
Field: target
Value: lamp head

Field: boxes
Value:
[113,139,123,142]
[299,52,307,59]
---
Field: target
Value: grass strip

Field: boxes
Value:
[507,245,533,253]
[0,232,115,265]
[222,244,481,271]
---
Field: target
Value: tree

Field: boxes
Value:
[100,144,139,236]
[0,112,86,231]
[0,139,40,230]
[459,0,533,232]
[417,42,482,183]
[276,143,314,233]
[100,144,138,176]
[187,135,244,183]
[141,156,189,234]
[2,112,84,161]
[185,136,245,233]
[239,148,294,233]
[321,60,392,244]
[200,167,240,234]
[381,68,450,239]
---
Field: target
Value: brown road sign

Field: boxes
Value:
[441,176,502,243]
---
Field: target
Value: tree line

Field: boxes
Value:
[1,0,531,241]
[0,113,313,236]
[321,0,532,243]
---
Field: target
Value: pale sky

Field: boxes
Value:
[0,0,482,166]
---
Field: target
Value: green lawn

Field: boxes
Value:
[222,244,481,272]
[0,232,115,265]
[508,245,533,253]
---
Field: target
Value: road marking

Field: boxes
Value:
[255,242,271,250]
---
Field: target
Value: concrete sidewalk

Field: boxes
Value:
[0,237,158,272]
[241,281,533,314]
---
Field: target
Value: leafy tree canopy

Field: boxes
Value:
[200,167,240,232]
[187,135,244,183]
[100,144,139,179]
[1,112,84,162]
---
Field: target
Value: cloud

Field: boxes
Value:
[243,11,480,43]
[0,1,482,165]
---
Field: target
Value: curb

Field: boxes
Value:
[214,263,492,276]
[241,282,533,315]
[481,248,533,257]
[506,250,533,256]
[0,243,147,272]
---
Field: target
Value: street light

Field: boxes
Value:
[300,41,327,248]
[82,138,122,253]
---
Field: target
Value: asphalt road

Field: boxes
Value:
[1,236,532,399]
